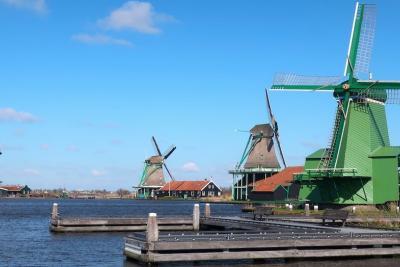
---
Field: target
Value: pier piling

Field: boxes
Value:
[205,203,211,217]
[193,204,200,231]
[305,204,310,216]
[146,213,159,242]
[51,203,59,220]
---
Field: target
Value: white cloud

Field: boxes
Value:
[91,169,107,177]
[0,108,38,123]
[0,144,24,151]
[67,145,79,152]
[98,1,174,34]
[181,162,200,173]
[1,0,47,13]
[72,33,133,47]
[40,144,49,150]
[24,168,40,176]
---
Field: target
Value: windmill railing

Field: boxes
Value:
[229,167,281,174]
[295,168,359,181]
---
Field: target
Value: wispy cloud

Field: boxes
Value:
[0,144,24,151]
[72,33,133,47]
[67,145,79,152]
[24,168,40,176]
[40,144,49,150]
[91,169,107,177]
[300,141,322,150]
[98,1,174,34]
[0,108,38,123]
[181,162,200,173]
[1,0,47,13]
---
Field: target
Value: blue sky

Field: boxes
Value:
[1,0,400,190]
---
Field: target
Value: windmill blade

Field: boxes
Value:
[275,135,287,168]
[163,145,176,160]
[151,136,162,156]
[265,89,277,132]
[163,163,175,181]
[265,89,286,168]
[271,73,341,91]
[344,3,377,78]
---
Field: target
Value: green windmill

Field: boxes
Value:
[271,2,400,205]
[135,136,176,199]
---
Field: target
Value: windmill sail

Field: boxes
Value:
[344,3,377,78]
[271,73,341,91]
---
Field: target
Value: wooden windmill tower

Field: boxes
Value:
[230,90,286,200]
[271,2,400,205]
[136,136,176,198]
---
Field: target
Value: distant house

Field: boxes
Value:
[156,180,222,199]
[0,185,31,197]
[249,166,303,201]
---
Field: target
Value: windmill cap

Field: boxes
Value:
[250,124,274,137]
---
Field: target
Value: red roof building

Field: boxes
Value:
[0,184,31,197]
[156,180,222,199]
[249,166,303,201]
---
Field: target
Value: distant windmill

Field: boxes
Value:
[235,91,285,170]
[231,91,284,200]
[136,136,176,198]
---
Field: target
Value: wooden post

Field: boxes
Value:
[51,203,59,220]
[146,213,159,243]
[193,204,200,231]
[205,203,211,217]
[305,204,310,217]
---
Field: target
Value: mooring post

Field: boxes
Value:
[305,204,310,217]
[51,203,59,221]
[146,213,159,243]
[193,204,200,231]
[314,205,318,212]
[205,203,211,217]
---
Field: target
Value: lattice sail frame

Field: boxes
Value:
[353,4,376,77]
[272,73,342,90]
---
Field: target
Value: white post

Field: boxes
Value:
[305,204,310,217]
[352,206,356,213]
[314,205,319,211]
[146,213,159,242]
[289,204,293,211]
[193,204,200,231]
[51,203,59,220]
[396,206,399,214]
[205,203,211,217]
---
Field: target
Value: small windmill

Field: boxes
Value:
[271,2,400,204]
[137,136,176,198]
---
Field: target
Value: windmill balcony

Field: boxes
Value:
[295,168,359,181]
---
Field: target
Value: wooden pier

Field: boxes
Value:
[50,203,201,233]
[125,230,400,263]
[123,205,400,264]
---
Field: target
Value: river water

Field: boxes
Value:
[0,199,398,266]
